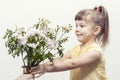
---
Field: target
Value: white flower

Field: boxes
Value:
[27,42,39,49]
[12,32,19,37]
[57,46,63,50]
[17,35,27,45]
[46,39,54,49]
[38,30,47,40]
[26,27,38,37]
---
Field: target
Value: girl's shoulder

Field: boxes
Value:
[87,43,103,54]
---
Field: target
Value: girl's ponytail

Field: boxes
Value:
[94,6,109,47]
[100,6,109,47]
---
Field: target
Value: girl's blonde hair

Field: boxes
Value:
[75,6,109,47]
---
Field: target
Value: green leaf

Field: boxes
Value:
[58,37,68,44]
[46,52,54,62]
[36,23,39,29]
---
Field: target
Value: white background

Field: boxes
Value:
[0,0,120,80]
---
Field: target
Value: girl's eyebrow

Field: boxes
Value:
[79,23,85,25]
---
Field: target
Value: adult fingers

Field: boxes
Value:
[34,73,44,78]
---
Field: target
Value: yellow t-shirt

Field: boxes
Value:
[70,43,108,80]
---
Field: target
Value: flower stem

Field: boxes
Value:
[27,52,30,74]
[21,52,26,66]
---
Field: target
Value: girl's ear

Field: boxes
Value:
[93,26,101,35]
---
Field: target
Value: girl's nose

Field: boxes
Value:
[75,26,80,32]
[75,28,80,34]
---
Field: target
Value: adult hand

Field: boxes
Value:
[16,74,33,80]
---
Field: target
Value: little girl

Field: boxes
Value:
[30,6,109,80]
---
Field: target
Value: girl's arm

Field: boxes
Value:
[44,50,101,72]
[31,50,101,75]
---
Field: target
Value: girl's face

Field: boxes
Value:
[75,20,96,44]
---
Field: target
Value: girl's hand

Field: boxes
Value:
[30,64,46,78]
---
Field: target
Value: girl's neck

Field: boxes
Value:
[80,40,95,48]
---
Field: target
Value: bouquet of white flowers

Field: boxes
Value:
[3,18,72,74]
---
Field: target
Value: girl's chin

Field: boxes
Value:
[77,38,83,41]
[77,39,83,42]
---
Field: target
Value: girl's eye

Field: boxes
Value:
[80,25,85,28]
[75,24,85,28]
